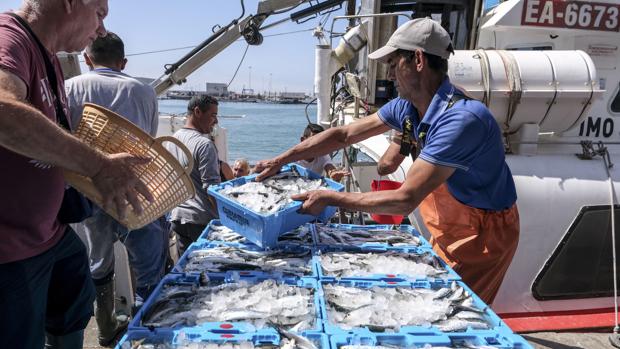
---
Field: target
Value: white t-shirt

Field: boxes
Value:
[297,154,333,176]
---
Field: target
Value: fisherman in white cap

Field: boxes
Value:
[256,18,520,304]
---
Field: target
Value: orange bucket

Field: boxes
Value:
[370,179,404,224]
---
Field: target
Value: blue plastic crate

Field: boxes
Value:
[131,273,323,333]
[314,245,460,282]
[116,327,280,348]
[330,332,533,349]
[314,223,432,250]
[175,324,329,349]
[208,164,344,248]
[175,325,279,346]
[118,329,330,349]
[319,279,507,336]
[172,240,317,278]
[116,329,174,349]
[199,220,316,247]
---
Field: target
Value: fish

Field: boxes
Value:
[319,251,447,278]
[140,279,316,331]
[219,171,330,214]
[270,322,319,349]
[433,318,490,332]
[182,245,312,276]
[323,284,490,332]
[315,224,421,247]
[200,224,315,245]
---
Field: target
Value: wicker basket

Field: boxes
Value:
[63,103,196,230]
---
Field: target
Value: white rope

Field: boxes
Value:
[475,49,491,107]
[497,50,522,131]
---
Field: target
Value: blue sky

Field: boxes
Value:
[2,0,347,94]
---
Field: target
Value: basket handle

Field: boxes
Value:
[155,136,195,175]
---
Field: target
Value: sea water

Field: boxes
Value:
[158,99,315,164]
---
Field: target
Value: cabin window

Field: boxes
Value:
[611,83,620,114]
[506,45,553,51]
[533,205,620,300]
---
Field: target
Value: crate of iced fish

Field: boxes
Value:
[172,240,318,278]
[117,326,330,349]
[199,220,316,247]
[130,273,323,334]
[315,244,460,283]
[314,224,432,250]
[330,332,533,349]
[207,164,344,248]
[319,279,507,336]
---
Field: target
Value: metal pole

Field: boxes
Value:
[346,0,357,27]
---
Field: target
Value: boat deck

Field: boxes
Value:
[82,316,616,349]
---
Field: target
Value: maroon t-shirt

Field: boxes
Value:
[0,13,69,263]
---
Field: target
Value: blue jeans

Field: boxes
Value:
[0,227,95,349]
[78,209,167,300]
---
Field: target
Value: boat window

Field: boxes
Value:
[506,45,553,51]
[612,83,620,114]
[533,205,620,300]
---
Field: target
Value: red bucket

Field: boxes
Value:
[370,179,404,224]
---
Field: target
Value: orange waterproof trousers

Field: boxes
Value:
[418,184,520,304]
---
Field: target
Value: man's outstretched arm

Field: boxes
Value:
[0,70,153,219]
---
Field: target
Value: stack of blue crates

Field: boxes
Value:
[118,220,533,349]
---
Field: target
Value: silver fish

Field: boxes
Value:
[323,284,490,332]
[319,251,447,278]
[183,245,312,276]
[316,225,421,247]
[220,175,330,214]
[141,280,316,332]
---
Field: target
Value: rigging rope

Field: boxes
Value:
[603,145,620,335]
[77,29,315,62]
[227,44,250,87]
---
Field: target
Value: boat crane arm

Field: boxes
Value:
[151,0,345,96]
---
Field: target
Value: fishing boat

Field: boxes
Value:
[56,0,620,347]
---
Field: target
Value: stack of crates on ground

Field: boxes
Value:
[117,164,533,348]
[118,222,533,349]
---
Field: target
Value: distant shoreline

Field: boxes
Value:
[158,96,316,105]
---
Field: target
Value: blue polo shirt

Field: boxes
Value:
[377,78,516,211]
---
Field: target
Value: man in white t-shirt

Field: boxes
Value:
[296,124,349,181]
[65,32,166,346]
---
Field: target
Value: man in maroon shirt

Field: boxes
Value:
[0,1,154,348]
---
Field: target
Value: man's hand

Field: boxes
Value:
[91,153,154,220]
[328,169,350,182]
[253,158,283,181]
[291,190,333,216]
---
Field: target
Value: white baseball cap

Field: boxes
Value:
[368,18,454,62]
